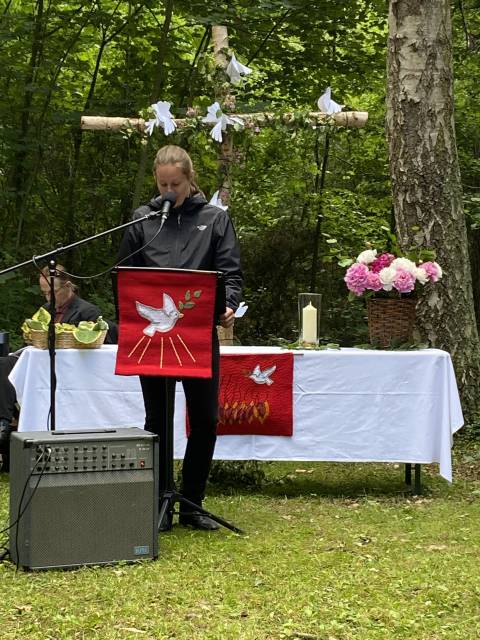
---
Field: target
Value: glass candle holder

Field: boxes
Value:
[298,293,322,346]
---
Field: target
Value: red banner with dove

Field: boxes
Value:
[115,268,218,378]
[216,352,294,436]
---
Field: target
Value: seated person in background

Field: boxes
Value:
[0,265,117,460]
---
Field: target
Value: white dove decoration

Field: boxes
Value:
[249,364,277,386]
[209,189,228,211]
[234,301,248,318]
[136,294,184,336]
[202,101,244,143]
[145,101,177,136]
[226,53,252,85]
[317,87,344,115]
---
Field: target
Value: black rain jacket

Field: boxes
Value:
[118,193,243,311]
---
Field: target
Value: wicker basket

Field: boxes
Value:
[367,298,417,347]
[26,329,107,350]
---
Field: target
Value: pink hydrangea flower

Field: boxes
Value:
[344,262,369,296]
[393,268,416,293]
[421,261,442,282]
[366,271,383,291]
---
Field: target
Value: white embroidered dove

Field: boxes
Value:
[145,101,177,136]
[202,101,243,143]
[226,53,252,84]
[136,294,184,336]
[317,87,344,115]
[249,364,277,386]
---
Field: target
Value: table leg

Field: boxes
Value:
[405,463,422,494]
[414,463,422,495]
[405,463,411,485]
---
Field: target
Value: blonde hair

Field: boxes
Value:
[152,145,200,194]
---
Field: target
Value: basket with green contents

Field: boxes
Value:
[22,307,109,349]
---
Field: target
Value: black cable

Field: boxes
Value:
[0,449,51,567]
[31,214,166,284]
[0,449,51,537]
[14,448,51,570]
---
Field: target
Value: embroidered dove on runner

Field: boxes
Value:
[249,364,277,385]
[136,294,184,336]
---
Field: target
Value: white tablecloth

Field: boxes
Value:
[9,345,464,481]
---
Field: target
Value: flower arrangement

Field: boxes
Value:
[344,249,442,298]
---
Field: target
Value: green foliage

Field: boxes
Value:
[0,0,477,351]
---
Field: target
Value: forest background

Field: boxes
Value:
[0,0,479,414]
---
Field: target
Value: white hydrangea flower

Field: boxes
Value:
[414,267,428,285]
[379,266,396,291]
[356,249,377,265]
[390,257,417,273]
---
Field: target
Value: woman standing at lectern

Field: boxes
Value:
[117,145,242,530]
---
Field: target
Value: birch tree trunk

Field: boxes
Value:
[387,0,480,418]
[211,25,234,210]
[131,0,174,214]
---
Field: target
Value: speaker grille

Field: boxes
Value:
[10,430,158,569]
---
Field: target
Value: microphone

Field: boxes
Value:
[150,191,177,215]
[153,192,177,230]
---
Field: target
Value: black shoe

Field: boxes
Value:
[0,420,12,448]
[179,513,220,530]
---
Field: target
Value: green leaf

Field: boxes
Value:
[185,290,191,301]
[26,319,46,331]
[77,321,95,330]
[93,316,109,331]
[32,307,51,325]
[183,301,195,309]
[193,290,202,298]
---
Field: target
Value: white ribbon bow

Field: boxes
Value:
[145,101,177,136]
[317,87,344,115]
[226,53,252,85]
[202,101,243,142]
[209,190,228,211]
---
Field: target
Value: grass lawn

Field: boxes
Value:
[0,435,479,640]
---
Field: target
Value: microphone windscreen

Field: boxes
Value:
[162,192,177,206]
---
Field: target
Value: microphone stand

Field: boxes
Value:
[0,209,166,431]
[2,206,243,534]
[47,258,58,430]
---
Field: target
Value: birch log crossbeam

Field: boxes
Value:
[81,111,368,132]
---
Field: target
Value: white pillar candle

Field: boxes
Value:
[302,302,317,343]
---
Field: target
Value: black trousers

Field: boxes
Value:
[0,355,19,423]
[139,336,220,506]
